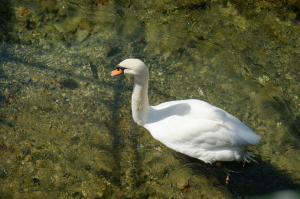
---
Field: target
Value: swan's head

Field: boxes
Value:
[111,58,148,77]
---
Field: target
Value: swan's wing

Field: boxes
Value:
[144,116,259,163]
[143,100,260,163]
[147,99,260,146]
[144,116,245,149]
[209,107,261,145]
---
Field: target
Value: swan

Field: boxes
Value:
[111,58,261,164]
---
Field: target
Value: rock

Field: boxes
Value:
[176,176,190,192]
[58,78,79,89]
[39,0,58,12]
[76,30,90,43]
[0,168,8,179]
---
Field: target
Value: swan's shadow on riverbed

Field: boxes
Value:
[174,153,300,197]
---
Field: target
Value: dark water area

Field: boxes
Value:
[0,0,300,198]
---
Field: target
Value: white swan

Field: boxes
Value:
[111,59,261,164]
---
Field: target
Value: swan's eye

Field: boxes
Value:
[116,66,126,71]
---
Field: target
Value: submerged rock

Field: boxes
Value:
[58,78,79,89]
[76,30,90,43]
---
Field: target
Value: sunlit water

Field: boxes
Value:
[0,0,300,198]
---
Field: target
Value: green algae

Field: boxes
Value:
[0,0,300,198]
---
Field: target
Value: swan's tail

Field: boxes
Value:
[243,152,258,163]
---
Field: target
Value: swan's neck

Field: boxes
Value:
[132,75,149,126]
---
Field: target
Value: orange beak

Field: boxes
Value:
[111,68,124,77]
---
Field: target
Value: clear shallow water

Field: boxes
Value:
[0,0,300,198]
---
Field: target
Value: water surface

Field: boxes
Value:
[0,0,300,198]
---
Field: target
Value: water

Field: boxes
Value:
[0,0,300,198]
